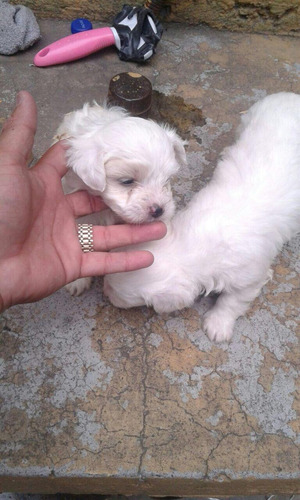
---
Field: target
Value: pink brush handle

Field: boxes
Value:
[34,27,117,67]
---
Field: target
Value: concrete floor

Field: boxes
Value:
[0,20,299,496]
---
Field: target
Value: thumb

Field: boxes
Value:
[0,91,37,167]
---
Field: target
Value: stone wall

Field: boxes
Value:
[10,0,300,35]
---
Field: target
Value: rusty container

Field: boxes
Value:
[108,72,152,118]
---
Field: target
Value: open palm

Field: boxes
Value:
[0,91,166,311]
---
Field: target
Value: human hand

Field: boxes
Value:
[0,91,166,311]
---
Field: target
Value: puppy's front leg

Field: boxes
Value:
[203,276,271,342]
[65,277,93,296]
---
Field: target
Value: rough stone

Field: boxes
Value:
[8,0,300,35]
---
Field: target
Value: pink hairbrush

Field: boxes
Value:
[34,5,163,67]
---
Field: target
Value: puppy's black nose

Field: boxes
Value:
[150,204,164,219]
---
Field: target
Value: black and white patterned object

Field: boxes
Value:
[111,4,163,63]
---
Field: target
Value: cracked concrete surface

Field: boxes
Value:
[0,20,299,495]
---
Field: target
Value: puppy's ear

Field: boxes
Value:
[66,135,106,192]
[165,128,188,167]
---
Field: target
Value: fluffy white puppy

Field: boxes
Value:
[54,102,186,295]
[104,92,300,343]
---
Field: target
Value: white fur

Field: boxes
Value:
[55,102,186,296]
[104,92,300,342]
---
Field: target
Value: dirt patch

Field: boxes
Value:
[150,90,205,138]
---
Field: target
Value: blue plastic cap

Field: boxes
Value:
[71,18,93,34]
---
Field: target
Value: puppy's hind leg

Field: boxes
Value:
[203,275,272,343]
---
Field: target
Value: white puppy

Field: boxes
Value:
[55,102,186,295]
[104,92,300,342]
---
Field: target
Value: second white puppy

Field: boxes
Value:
[55,102,186,295]
[104,92,300,342]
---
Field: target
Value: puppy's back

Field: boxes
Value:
[240,92,300,133]
[215,92,300,248]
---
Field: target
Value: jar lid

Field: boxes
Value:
[108,72,152,118]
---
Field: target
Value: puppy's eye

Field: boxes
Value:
[120,178,135,186]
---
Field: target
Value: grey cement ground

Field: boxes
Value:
[0,19,299,496]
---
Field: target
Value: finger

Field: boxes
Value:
[66,191,107,217]
[80,250,154,276]
[0,91,37,166]
[34,140,68,178]
[92,222,167,251]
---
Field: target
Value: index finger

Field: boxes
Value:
[34,140,68,178]
[0,91,37,166]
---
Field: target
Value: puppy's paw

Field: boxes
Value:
[203,310,235,343]
[65,277,92,296]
